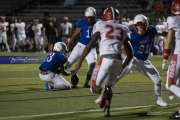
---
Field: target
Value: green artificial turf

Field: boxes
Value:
[0,53,179,120]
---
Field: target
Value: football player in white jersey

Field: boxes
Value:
[60,16,73,43]
[72,7,133,116]
[32,19,44,52]
[10,18,18,51]
[15,18,26,51]
[162,0,180,119]
[0,16,10,52]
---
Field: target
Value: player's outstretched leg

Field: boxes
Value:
[84,63,96,88]
[95,85,113,117]
[155,82,167,107]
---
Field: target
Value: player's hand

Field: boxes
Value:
[162,59,169,71]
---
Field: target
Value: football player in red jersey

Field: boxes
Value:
[162,0,180,119]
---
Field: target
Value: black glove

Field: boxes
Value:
[71,74,79,88]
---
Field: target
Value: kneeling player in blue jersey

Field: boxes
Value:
[39,42,71,90]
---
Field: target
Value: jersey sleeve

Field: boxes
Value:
[167,16,175,30]
[75,19,82,28]
[56,53,67,64]
[122,25,130,40]
[149,25,157,35]
[92,21,101,34]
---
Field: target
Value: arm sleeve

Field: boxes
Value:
[92,21,100,34]
[75,19,82,28]
[56,54,67,64]
[167,16,175,30]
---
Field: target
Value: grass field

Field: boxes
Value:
[0,53,179,120]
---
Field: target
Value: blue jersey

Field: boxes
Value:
[75,18,95,45]
[39,52,67,73]
[128,26,157,61]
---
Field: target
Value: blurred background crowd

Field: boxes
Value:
[0,0,173,54]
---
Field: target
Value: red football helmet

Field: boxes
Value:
[171,0,180,15]
[101,7,115,21]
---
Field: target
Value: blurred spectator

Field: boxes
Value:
[64,0,78,8]
[138,0,149,10]
[43,15,58,52]
[0,16,11,52]
[15,18,27,51]
[32,19,45,52]
[121,16,129,26]
[153,0,164,17]
[9,17,17,51]
[155,16,168,54]
[60,16,73,44]
[26,18,35,51]
[162,0,172,15]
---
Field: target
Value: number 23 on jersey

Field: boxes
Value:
[105,24,123,41]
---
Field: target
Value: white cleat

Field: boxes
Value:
[169,95,174,100]
[156,97,168,107]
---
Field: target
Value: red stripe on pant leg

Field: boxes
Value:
[167,54,177,87]
[90,56,103,89]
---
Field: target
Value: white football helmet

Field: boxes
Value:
[53,42,68,52]
[134,14,149,27]
[84,7,96,17]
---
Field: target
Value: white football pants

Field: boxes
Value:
[166,54,180,98]
[67,42,97,68]
[118,57,161,97]
[39,72,71,89]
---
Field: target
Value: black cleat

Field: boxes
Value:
[170,111,180,120]
[95,86,113,117]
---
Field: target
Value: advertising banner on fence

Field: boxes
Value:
[0,56,43,64]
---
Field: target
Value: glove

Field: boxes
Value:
[71,74,79,88]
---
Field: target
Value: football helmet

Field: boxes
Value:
[171,0,180,15]
[53,42,68,52]
[101,7,115,21]
[84,7,96,17]
[134,14,149,27]
[115,9,119,16]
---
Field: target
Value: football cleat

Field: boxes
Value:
[156,97,168,107]
[169,95,175,100]
[95,86,113,117]
[170,110,180,119]
[44,82,54,91]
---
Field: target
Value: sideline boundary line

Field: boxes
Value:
[0,103,180,120]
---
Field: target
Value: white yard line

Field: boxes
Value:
[5,77,35,80]
[0,103,179,120]
[0,77,38,80]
